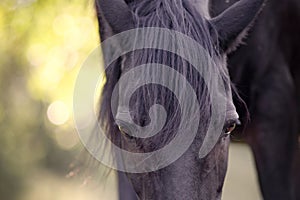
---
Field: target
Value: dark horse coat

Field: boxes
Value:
[211,0,300,199]
[96,0,300,199]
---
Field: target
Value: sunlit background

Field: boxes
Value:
[0,0,117,199]
[0,0,261,199]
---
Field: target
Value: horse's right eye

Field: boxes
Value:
[118,125,135,140]
[118,125,129,135]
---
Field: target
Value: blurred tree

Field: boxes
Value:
[0,0,100,199]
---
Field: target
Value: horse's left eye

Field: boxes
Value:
[225,123,236,135]
[223,119,240,136]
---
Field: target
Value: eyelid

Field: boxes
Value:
[225,118,241,127]
[234,119,241,126]
[222,118,240,137]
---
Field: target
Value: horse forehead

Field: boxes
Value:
[187,0,210,18]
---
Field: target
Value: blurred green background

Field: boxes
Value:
[0,0,117,199]
[0,0,261,200]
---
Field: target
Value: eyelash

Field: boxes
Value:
[223,119,240,137]
[118,119,240,140]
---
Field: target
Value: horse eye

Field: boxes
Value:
[225,122,236,135]
[118,125,129,135]
[118,125,134,139]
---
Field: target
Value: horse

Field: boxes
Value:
[95,0,266,199]
[210,0,300,199]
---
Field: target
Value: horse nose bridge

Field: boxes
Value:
[159,150,202,189]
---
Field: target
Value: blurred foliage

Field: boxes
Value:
[0,0,115,200]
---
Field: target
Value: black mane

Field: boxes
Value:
[97,0,230,151]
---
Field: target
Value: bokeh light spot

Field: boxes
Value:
[47,101,69,125]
